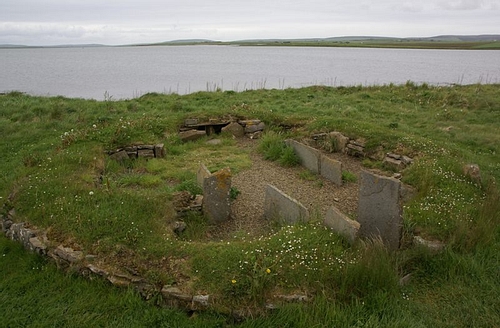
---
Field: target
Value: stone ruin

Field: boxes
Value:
[3,122,458,316]
[179,118,266,142]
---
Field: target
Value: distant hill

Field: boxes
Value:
[3,35,499,48]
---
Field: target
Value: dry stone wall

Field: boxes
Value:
[108,143,165,161]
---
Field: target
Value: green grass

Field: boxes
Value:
[1,84,500,326]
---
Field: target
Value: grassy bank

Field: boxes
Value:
[1,83,499,326]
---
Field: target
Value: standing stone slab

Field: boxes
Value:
[154,143,165,158]
[286,140,321,174]
[203,168,232,223]
[264,185,309,224]
[197,163,211,188]
[320,155,343,186]
[358,170,402,250]
[324,206,360,244]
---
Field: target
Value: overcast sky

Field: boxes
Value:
[1,0,499,46]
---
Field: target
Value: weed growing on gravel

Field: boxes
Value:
[258,131,299,167]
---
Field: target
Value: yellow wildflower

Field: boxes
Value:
[266,268,271,274]
[231,279,237,284]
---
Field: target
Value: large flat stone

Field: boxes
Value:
[324,206,360,244]
[357,170,402,250]
[264,185,309,224]
[179,129,206,142]
[285,140,321,174]
[320,155,342,186]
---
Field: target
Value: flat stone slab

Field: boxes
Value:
[324,206,360,244]
[357,170,402,250]
[320,155,342,186]
[285,140,321,174]
[179,129,206,142]
[264,184,309,224]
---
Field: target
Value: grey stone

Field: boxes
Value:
[401,155,413,165]
[222,122,245,137]
[184,118,198,126]
[276,294,309,302]
[264,184,309,224]
[124,146,138,152]
[29,236,47,255]
[192,295,210,308]
[324,206,360,244]
[357,170,402,250]
[244,121,265,133]
[329,132,349,153]
[206,139,222,145]
[238,119,261,127]
[413,236,445,252]
[248,131,263,139]
[109,150,130,162]
[203,168,232,223]
[386,153,401,160]
[346,143,365,157]
[197,163,211,188]
[383,156,405,171]
[285,140,321,174]
[137,149,155,159]
[137,145,155,150]
[1,219,12,233]
[463,164,482,184]
[87,264,109,277]
[399,273,412,286]
[154,143,165,158]
[161,286,193,308]
[53,245,84,263]
[107,275,132,287]
[179,129,206,142]
[320,155,342,186]
[173,221,187,234]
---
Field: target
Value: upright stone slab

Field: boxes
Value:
[264,185,309,224]
[154,143,165,158]
[285,140,321,174]
[203,168,232,223]
[197,163,211,188]
[324,206,360,244]
[358,170,402,250]
[320,155,343,186]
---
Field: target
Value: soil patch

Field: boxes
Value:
[209,139,362,240]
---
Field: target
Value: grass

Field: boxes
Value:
[1,83,500,326]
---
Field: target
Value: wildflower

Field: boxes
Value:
[231,279,237,284]
[89,191,94,196]
[266,268,271,274]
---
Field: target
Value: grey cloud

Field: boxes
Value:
[438,0,487,10]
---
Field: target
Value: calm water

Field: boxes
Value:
[1,45,499,100]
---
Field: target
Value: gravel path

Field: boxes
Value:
[211,139,362,240]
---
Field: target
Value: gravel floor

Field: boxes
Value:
[211,139,362,240]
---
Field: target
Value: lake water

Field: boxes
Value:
[1,45,499,100]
